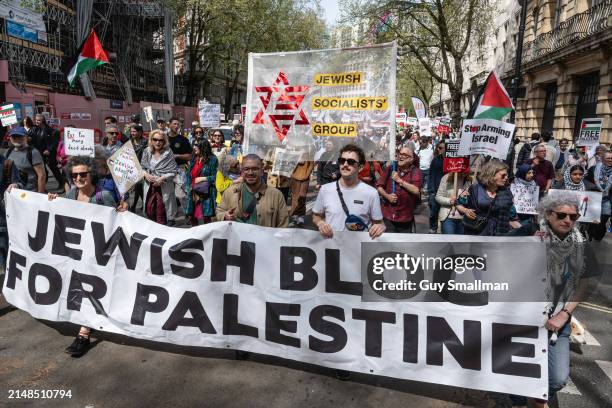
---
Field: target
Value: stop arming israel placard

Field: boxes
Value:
[458,119,515,159]
[245,42,396,161]
[4,190,549,399]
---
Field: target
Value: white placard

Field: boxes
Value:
[106,140,144,195]
[547,189,602,223]
[199,103,221,128]
[271,147,302,177]
[458,118,515,159]
[0,104,18,126]
[418,117,431,137]
[510,182,539,214]
[64,127,95,157]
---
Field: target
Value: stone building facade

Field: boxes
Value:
[515,0,612,143]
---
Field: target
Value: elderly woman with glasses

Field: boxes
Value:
[457,159,521,236]
[47,155,124,357]
[141,130,178,225]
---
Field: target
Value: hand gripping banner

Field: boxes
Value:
[245,42,397,161]
[3,190,549,398]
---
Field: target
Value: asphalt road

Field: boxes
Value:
[0,180,611,408]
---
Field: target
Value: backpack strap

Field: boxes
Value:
[2,158,13,187]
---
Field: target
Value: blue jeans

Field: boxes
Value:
[421,168,430,192]
[441,218,464,235]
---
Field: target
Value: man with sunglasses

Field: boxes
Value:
[103,125,123,156]
[312,144,385,239]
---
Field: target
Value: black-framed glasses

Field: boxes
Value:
[552,211,580,221]
[71,171,90,180]
[338,157,359,166]
[107,131,119,135]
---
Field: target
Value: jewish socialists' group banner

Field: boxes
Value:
[245,42,397,161]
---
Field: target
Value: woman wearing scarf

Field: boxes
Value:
[586,151,612,240]
[509,164,539,234]
[436,171,471,234]
[141,130,178,225]
[209,129,226,157]
[511,193,595,408]
[553,164,598,191]
[457,160,521,236]
[185,139,218,225]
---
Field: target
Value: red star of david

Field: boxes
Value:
[252,71,309,142]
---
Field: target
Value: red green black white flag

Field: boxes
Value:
[467,71,514,121]
[63,29,110,87]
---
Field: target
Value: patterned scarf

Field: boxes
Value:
[594,162,612,192]
[562,166,585,191]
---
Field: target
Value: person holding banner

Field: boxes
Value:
[185,139,218,226]
[457,160,521,236]
[141,130,178,225]
[436,171,471,235]
[47,155,121,357]
[375,146,421,233]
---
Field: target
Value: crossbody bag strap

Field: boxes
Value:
[336,181,350,217]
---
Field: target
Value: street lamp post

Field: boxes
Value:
[510,0,529,124]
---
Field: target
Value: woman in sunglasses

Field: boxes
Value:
[47,155,123,357]
[141,130,178,225]
[191,126,205,145]
[185,139,218,225]
[209,130,226,157]
[456,159,521,236]
[514,193,594,408]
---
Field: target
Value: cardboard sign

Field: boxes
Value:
[64,127,95,157]
[143,106,153,123]
[547,189,602,223]
[0,104,18,126]
[271,147,302,178]
[199,103,221,128]
[443,140,469,173]
[576,118,602,147]
[510,182,539,214]
[457,118,515,159]
[107,140,144,195]
[418,117,431,137]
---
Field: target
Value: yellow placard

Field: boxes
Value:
[312,123,357,137]
[314,72,364,86]
[312,97,388,111]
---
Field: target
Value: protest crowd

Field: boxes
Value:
[1,108,609,407]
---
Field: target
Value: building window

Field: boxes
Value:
[541,83,557,135]
[532,7,540,38]
[573,72,600,139]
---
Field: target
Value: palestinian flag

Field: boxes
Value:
[467,71,514,120]
[63,29,110,87]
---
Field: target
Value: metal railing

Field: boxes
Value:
[522,0,612,64]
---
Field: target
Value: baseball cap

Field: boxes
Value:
[8,127,27,137]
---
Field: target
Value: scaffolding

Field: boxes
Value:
[0,0,171,104]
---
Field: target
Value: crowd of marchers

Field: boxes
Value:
[0,117,609,408]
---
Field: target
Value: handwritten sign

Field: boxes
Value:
[64,127,95,157]
[510,182,539,214]
[0,104,18,126]
[547,189,603,223]
[576,118,602,147]
[443,140,470,173]
[107,141,144,195]
[271,148,302,178]
[199,103,221,128]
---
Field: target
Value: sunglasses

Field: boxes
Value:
[152,138,165,143]
[195,131,203,134]
[552,211,580,221]
[71,171,90,180]
[107,132,119,135]
[397,154,414,159]
[338,157,360,166]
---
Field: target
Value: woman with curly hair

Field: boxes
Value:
[185,139,218,225]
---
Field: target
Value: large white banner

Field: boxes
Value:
[0,0,46,32]
[3,190,548,399]
[245,43,396,161]
[458,119,515,159]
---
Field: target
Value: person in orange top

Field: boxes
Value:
[358,160,383,187]
[289,152,314,227]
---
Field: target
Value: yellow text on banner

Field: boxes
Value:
[314,72,364,86]
[312,97,388,111]
[312,123,357,137]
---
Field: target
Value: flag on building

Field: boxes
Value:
[63,29,110,87]
[467,71,514,120]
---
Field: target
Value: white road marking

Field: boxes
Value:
[582,329,601,346]
[595,360,612,384]
[560,376,581,395]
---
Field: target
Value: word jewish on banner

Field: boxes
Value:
[4,190,548,399]
[510,182,539,214]
[547,189,602,223]
[444,140,469,173]
[271,148,302,177]
[458,119,515,159]
[0,104,18,126]
[199,103,221,128]
[107,141,143,195]
[64,127,95,157]
[245,43,396,161]
[576,118,602,147]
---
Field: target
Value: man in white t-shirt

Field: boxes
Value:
[416,136,434,192]
[312,144,385,239]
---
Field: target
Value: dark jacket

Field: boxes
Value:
[316,151,339,185]
[31,124,59,153]
[428,155,444,194]
[0,155,23,231]
[516,140,539,167]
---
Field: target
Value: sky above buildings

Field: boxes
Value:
[320,0,340,25]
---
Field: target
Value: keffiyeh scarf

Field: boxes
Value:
[562,166,585,191]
